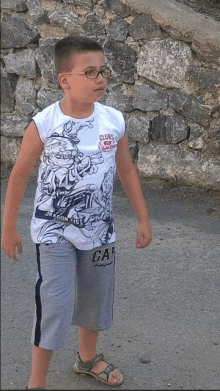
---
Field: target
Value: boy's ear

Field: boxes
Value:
[57,73,71,90]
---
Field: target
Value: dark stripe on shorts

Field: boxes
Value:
[34,244,43,347]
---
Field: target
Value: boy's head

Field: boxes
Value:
[54,35,108,104]
[54,35,104,76]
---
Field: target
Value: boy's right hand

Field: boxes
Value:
[1,229,22,261]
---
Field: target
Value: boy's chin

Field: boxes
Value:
[95,92,105,102]
[96,96,105,102]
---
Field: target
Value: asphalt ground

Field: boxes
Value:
[1,170,220,390]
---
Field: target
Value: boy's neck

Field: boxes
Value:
[59,99,94,119]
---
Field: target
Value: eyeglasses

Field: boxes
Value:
[84,68,110,79]
[65,68,110,79]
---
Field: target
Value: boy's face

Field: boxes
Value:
[62,51,107,104]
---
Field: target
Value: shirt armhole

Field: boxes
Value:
[32,119,45,143]
[118,112,126,140]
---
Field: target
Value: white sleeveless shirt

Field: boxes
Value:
[30,101,125,249]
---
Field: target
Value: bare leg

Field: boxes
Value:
[78,326,121,385]
[28,345,52,389]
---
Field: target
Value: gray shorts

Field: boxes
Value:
[31,241,115,351]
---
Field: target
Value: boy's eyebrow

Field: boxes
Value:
[82,65,106,71]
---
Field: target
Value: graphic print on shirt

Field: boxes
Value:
[35,119,116,246]
[98,133,117,152]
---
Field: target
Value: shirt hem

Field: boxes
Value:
[31,237,117,251]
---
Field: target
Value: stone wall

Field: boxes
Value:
[1,0,220,190]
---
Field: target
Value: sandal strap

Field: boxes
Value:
[103,363,115,376]
[97,363,117,383]
[77,352,105,371]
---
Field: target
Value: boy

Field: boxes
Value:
[1,36,152,388]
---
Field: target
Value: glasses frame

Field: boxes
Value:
[64,68,111,80]
[84,68,111,79]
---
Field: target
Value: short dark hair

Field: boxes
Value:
[54,35,104,76]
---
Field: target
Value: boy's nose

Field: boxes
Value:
[95,75,106,87]
[97,72,105,80]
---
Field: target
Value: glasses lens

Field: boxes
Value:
[86,70,99,79]
[101,69,110,78]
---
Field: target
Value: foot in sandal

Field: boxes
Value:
[73,352,123,386]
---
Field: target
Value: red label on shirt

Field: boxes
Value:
[98,134,116,151]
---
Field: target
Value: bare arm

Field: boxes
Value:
[115,135,152,248]
[1,122,43,260]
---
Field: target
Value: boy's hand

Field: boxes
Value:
[136,221,152,248]
[1,229,23,261]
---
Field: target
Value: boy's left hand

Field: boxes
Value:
[136,221,152,248]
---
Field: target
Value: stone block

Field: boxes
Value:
[169,90,212,126]
[1,0,27,11]
[107,16,128,42]
[1,13,39,49]
[101,88,133,112]
[209,119,220,150]
[63,0,92,7]
[137,39,193,89]
[211,129,220,150]
[84,15,105,36]
[138,142,220,191]
[37,25,66,39]
[104,39,136,83]
[36,37,61,82]
[187,67,220,89]
[1,136,21,166]
[129,14,162,41]
[192,33,220,65]
[3,49,37,79]
[49,8,84,34]
[93,5,105,18]
[15,77,36,115]
[127,139,138,160]
[37,88,64,109]
[7,73,19,93]
[151,114,166,142]
[26,0,49,24]
[132,84,168,111]
[165,116,189,144]
[126,111,150,144]
[1,113,30,137]
[188,123,204,150]
[1,73,15,113]
[102,0,130,17]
